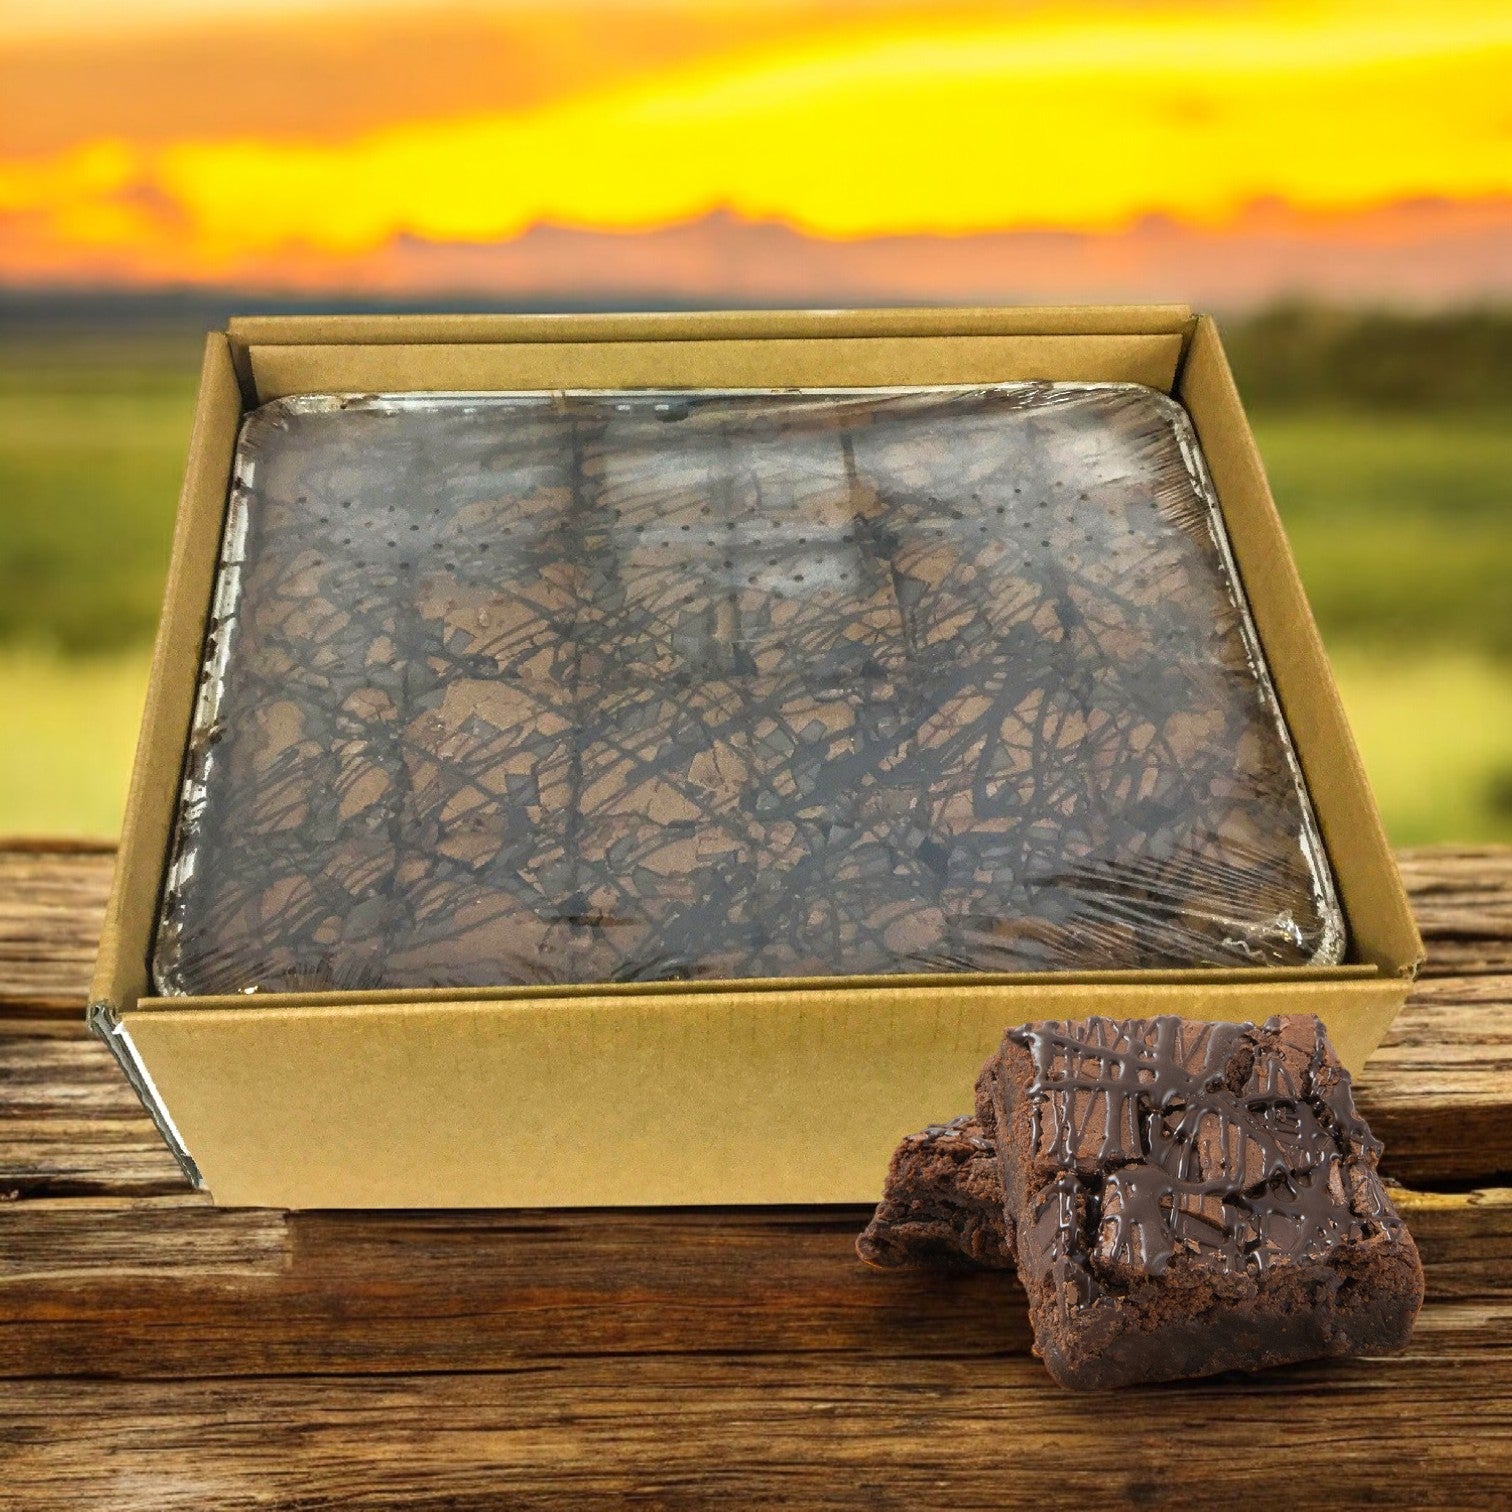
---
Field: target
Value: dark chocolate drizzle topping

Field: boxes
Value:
[1010,1014,1400,1316]
[154,387,1341,995]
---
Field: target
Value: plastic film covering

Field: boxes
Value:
[153,384,1345,996]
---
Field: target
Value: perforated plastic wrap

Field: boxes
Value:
[153,384,1344,996]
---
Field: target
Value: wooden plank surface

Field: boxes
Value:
[7,1349,1511,1512]
[2,844,1510,1509]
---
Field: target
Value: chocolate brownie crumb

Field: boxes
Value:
[857,1116,1014,1270]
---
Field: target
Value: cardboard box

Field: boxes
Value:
[88,306,1422,1208]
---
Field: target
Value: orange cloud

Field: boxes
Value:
[1,2,1509,288]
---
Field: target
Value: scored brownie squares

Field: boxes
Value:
[976,1013,1423,1389]
[856,1116,1014,1271]
[587,402,903,686]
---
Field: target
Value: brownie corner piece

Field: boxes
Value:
[856,1116,1014,1271]
[977,1012,1423,1389]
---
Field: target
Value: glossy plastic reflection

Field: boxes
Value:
[154,384,1344,995]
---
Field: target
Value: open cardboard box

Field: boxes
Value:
[88,306,1422,1208]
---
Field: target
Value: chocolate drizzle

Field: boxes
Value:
[155,385,1344,996]
[1010,1014,1403,1319]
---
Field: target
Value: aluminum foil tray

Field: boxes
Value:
[153,383,1345,995]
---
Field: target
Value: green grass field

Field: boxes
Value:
[0,335,200,650]
[2,330,1508,842]
[1254,413,1512,657]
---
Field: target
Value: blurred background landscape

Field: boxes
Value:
[2,1,1509,842]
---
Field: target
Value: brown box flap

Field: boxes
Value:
[243,332,1185,402]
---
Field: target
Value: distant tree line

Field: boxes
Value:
[1221,304,1512,411]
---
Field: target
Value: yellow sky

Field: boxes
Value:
[1,1,1508,287]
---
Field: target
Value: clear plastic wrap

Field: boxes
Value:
[153,384,1345,996]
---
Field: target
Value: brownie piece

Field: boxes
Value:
[976,1013,1423,1389]
[857,1116,1014,1270]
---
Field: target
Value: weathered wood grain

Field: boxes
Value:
[1356,973,1512,1184]
[1398,847,1512,976]
[5,1349,1511,1512]
[0,1023,190,1196]
[0,1184,1505,1382]
[2,843,1510,1507]
[0,844,113,1011]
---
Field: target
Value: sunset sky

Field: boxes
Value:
[2,1,1509,304]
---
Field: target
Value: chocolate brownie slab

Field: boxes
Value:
[857,1117,1014,1270]
[156,386,1345,995]
[977,1013,1423,1389]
